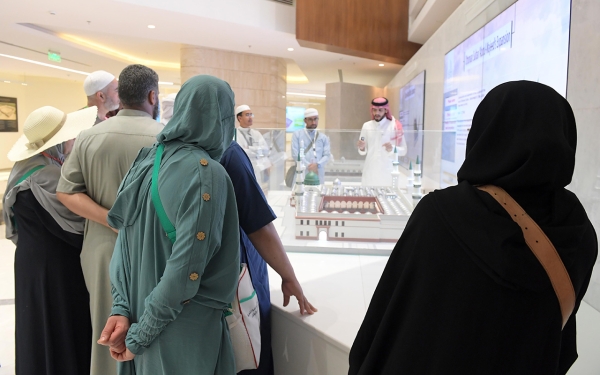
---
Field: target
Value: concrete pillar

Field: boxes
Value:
[326,82,383,159]
[180,45,287,128]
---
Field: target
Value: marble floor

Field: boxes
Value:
[0,224,599,374]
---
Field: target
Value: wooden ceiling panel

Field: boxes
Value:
[296,0,421,64]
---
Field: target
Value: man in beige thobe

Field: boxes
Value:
[57,64,163,375]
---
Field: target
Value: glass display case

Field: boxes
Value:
[238,128,450,256]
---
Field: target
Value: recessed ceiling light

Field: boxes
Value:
[287,48,294,51]
[148,25,156,29]
[379,63,385,67]
[0,53,90,76]
[282,95,286,98]
[158,81,173,85]
[22,83,28,86]
[4,80,10,83]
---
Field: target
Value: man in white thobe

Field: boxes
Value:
[357,97,407,186]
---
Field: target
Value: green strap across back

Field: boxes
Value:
[152,144,177,243]
[17,165,45,185]
[12,165,46,229]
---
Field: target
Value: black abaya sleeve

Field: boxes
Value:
[13,190,83,249]
[349,195,437,374]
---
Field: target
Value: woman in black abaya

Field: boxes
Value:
[3,106,97,375]
[349,81,598,375]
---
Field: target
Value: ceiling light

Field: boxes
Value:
[3,80,10,83]
[21,83,28,86]
[286,92,326,98]
[287,48,294,51]
[287,75,309,84]
[58,34,179,69]
[148,25,156,29]
[379,63,385,67]
[158,81,173,85]
[0,53,90,76]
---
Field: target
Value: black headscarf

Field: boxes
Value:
[457,80,576,192]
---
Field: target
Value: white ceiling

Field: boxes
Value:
[0,0,405,93]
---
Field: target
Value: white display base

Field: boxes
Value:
[267,252,388,375]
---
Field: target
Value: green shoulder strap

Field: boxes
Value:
[11,165,46,229]
[151,144,177,243]
[16,165,45,185]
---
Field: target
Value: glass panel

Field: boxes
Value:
[237,128,450,257]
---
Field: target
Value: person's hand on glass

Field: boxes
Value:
[308,163,318,173]
[282,277,317,316]
[383,142,393,152]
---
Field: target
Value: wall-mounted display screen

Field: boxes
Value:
[286,106,306,133]
[398,71,425,170]
[441,0,571,187]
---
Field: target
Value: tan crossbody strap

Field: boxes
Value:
[477,185,575,329]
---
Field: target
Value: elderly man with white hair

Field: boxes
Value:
[291,108,331,184]
[84,70,120,123]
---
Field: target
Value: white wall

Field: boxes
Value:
[565,0,600,313]
[0,73,86,170]
[385,0,600,372]
[385,0,518,190]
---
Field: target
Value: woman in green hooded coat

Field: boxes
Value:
[99,75,240,374]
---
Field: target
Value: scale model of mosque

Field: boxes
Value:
[285,150,423,242]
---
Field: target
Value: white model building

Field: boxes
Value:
[288,176,414,242]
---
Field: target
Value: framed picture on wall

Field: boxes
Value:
[0,96,18,132]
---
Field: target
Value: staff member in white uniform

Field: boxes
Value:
[235,105,271,182]
[357,97,407,186]
[291,108,331,184]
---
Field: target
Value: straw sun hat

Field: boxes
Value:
[7,106,98,162]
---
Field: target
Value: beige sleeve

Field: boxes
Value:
[57,138,87,194]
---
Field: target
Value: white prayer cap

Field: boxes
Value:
[304,108,319,118]
[84,71,115,96]
[235,105,251,116]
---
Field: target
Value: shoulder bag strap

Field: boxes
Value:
[239,129,252,146]
[304,129,319,155]
[151,144,177,243]
[477,184,575,329]
[271,131,282,153]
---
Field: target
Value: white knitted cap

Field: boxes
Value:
[84,71,115,96]
[304,108,319,118]
[235,105,251,116]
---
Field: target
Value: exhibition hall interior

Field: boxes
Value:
[1,0,599,374]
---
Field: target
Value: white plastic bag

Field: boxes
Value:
[225,263,261,372]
